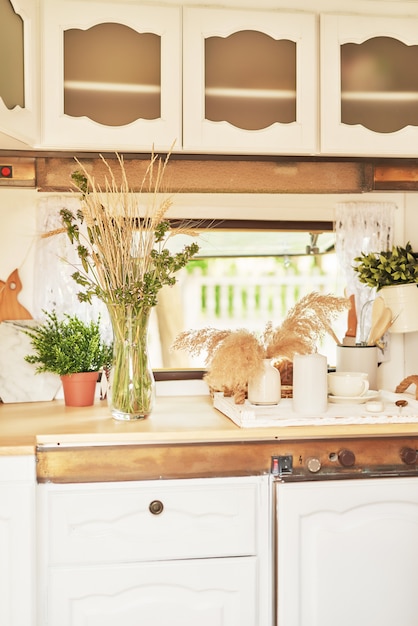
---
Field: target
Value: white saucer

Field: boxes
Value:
[328,390,379,404]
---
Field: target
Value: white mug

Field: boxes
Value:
[328,371,369,398]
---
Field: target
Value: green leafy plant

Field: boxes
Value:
[353,242,418,290]
[24,310,113,376]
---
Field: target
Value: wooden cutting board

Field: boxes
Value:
[0,269,33,322]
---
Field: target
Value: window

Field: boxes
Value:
[37,193,358,379]
[149,223,344,374]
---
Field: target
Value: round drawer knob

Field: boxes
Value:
[400,447,417,465]
[338,449,356,467]
[149,500,164,515]
[306,457,321,473]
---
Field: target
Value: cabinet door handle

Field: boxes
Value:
[149,500,164,515]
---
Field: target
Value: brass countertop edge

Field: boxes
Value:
[34,429,418,450]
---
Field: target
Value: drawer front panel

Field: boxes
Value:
[43,477,260,564]
[47,557,257,626]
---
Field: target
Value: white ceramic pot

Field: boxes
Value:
[380,283,418,333]
[247,359,281,405]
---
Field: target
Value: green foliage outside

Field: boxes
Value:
[187,255,316,319]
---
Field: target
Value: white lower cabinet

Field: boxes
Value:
[48,558,257,626]
[0,456,36,626]
[276,476,418,626]
[38,475,271,626]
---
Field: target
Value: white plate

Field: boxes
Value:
[328,390,379,404]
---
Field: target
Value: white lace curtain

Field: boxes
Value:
[335,201,396,342]
[33,195,111,339]
[33,195,186,366]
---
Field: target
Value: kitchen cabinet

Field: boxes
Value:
[1,1,317,154]
[4,1,418,156]
[321,14,418,156]
[276,476,418,626]
[0,455,36,626]
[38,475,272,626]
[0,0,39,146]
[41,0,182,151]
[182,8,317,155]
[42,3,316,154]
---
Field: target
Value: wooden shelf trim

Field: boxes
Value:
[1,151,418,192]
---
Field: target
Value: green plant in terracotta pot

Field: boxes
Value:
[24,310,112,406]
[353,242,418,333]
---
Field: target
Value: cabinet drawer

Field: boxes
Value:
[42,477,261,564]
[47,557,257,626]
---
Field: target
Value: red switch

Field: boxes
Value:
[0,165,13,178]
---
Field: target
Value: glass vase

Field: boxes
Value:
[107,305,155,420]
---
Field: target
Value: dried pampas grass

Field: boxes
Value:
[264,292,349,357]
[204,330,265,404]
[173,292,350,404]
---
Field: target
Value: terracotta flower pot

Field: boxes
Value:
[60,372,99,407]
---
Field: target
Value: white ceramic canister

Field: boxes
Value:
[336,345,378,391]
[292,353,328,415]
[380,284,418,333]
[247,359,281,405]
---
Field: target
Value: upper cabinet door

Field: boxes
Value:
[41,0,181,151]
[321,14,418,156]
[183,9,317,155]
[0,0,39,146]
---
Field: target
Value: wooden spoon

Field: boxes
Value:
[368,307,392,346]
[368,297,385,343]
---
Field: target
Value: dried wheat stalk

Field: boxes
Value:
[55,152,200,311]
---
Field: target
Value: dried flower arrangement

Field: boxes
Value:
[60,152,200,309]
[46,152,200,419]
[173,292,350,404]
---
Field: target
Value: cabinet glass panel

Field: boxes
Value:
[341,37,418,133]
[205,31,296,131]
[0,0,24,109]
[64,23,161,126]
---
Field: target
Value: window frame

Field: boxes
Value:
[154,217,334,381]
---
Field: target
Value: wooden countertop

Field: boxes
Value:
[2,394,418,455]
[4,395,418,482]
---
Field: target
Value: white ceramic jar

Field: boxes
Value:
[247,359,281,405]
